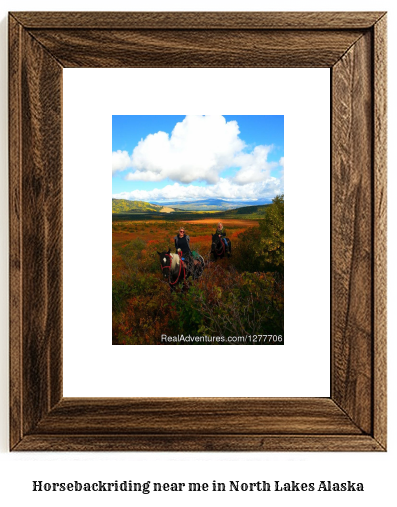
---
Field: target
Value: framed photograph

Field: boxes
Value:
[9,11,387,451]
[111,113,285,346]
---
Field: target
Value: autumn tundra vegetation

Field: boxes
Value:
[112,195,284,344]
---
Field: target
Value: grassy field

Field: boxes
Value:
[112,216,283,345]
[112,218,258,252]
[112,209,269,222]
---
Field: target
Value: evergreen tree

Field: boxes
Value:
[255,194,284,271]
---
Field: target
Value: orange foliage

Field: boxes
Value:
[112,218,282,345]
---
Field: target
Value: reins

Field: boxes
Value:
[160,253,186,285]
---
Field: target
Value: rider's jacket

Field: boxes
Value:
[174,234,191,255]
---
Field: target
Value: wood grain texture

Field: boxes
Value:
[373,14,387,450]
[9,15,23,451]
[27,29,363,68]
[9,18,64,448]
[11,11,386,29]
[14,434,383,452]
[332,32,373,434]
[8,11,387,452]
[32,398,362,435]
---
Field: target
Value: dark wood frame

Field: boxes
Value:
[9,12,387,451]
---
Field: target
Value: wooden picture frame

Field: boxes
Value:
[9,11,387,451]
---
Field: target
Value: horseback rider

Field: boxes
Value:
[215,222,230,254]
[174,227,193,272]
[174,227,190,255]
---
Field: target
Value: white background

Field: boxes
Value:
[63,68,330,397]
[0,1,395,507]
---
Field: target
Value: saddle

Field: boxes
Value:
[178,249,203,268]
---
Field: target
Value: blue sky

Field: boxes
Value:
[112,115,284,202]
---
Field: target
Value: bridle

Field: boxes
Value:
[160,253,186,285]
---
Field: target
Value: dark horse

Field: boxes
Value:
[158,248,204,290]
[211,234,231,260]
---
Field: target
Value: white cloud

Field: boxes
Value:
[122,115,245,184]
[113,115,284,189]
[112,177,283,203]
[112,150,132,174]
[233,145,276,185]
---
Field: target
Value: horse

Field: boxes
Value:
[158,248,205,290]
[211,234,231,260]
[157,248,187,290]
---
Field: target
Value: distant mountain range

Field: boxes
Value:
[150,198,272,211]
[112,197,272,214]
